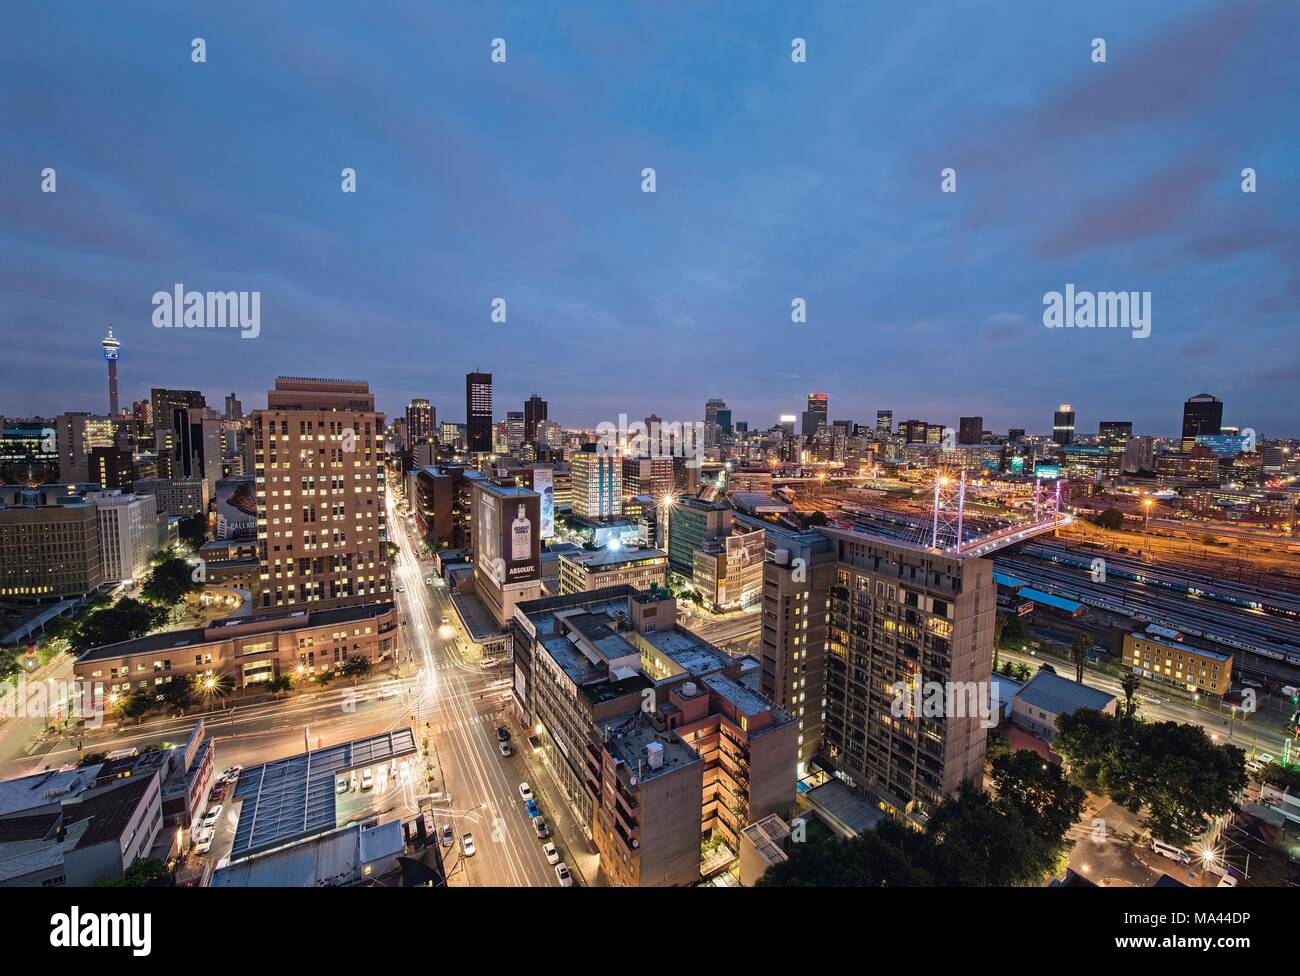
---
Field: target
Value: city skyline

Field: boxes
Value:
[3,1,1297,435]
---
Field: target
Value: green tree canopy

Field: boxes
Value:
[141,554,204,607]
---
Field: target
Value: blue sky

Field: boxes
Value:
[2,0,1297,437]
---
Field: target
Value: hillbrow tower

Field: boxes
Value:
[101,326,121,416]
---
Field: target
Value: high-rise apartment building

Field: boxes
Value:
[1181,394,1223,451]
[253,377,389,611]
[1052,404,1076,447]
[822,530,994,827]
[571,445,622,519]
[466,372,493,454]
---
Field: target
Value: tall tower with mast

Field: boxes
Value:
[101,325,120,417]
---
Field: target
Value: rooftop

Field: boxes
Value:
[598,711,699,783]
[1129,631,1231,662]
[229,728,417,862]
[1015,670,1116,717]
[211,819,404,887]
[560,545,667,571]
[74,601,396,663]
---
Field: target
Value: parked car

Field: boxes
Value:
[395,585,405,593]
[497,726,511,742]
[479,658,498,669]
[336,777,350,794]
[555,863,573,887]
[202,805,223,828]
[525,799,540,819]
[360,769,374,791]
[498,740,512,758]
[518,782,533,802]
[1152,838,1190,864]
[193,827,215,856]
[461,833,476,857]
[441,824,454,849]
[532,816,550,839]
[543,842,560,865]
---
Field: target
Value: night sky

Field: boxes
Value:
[2,1,1297,437]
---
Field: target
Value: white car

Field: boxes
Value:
[461,833,476,857]
[360,769,374,791]
[440,616,449,626]
[1258,753,1276,766]
[555,863,573,887]
[378,686,400,700]
[479,658,498,669]
[201,805,223,827]
[336,776,350,794]
[395,585,405,593]
[193,827,215,856]
[518,782,533,803]
[1217,874,1238,888]
[543,842,560,865]
[499,740,512,758]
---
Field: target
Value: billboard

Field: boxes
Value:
[533,466,555,539]
[474,484,541,587]
[1034,464,1062,480]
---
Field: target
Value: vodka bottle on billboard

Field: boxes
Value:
[511,504,532,561]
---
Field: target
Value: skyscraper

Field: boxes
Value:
[253,377,389,611]
[571,444,622,519]
[406,398,434,447]
[803,393,828,436]
[1098,420,1132,455]
[958,416,983,446]
[150,388,206,478]
[875,410,893,438]
[1052,404,1075,446]
[524,394,547,446]
[1181,394,1223,451]
[101,326,120,417]
[466,371,493,454]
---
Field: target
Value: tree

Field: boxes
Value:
[93,857,173,887]
[758,820,935,887]
[266,674,292,694]
[158,678,195,713]
[990,751,1085,845]
[178,515,207,550]
[1093,508,1125,531]
[1001,613,1031,648]
[1053,708,1124,794]
[1120,673,1142,721]
[141,555,204,607]
[69,599,166,655]
[1129,721,1246,846]
[925,784,1060,887]
[1069,633,1092,683]
[340,656,373,680]
[115,687,154,721]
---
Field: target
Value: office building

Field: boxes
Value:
[1122,435,1155,474]
[405,399,434,447]
[1098,421,1132,455]
[0,485,104,600]
[253,377,389,611]
[571,445,622,519]
[802,393,828,437]
[511,587,796,887]
[93,492,161,584]
[822,529,995,828]
[558,544,668,595]
[958,417,983,446]
[74,600,398,704]
[466,371,493,454]
[1052,404,1076,446]
[524,394,548,446]
[621,455,674,502]
[665,496,729,575]
[1181,394,1224,451]
[134,476,208,518]
[55,413,115,484]
[875,410,893,438]
[471,478,542,626]
[1123,630,1232,697]
[505,411,526,451]
[692,522,766,611]
[149,389,206,478]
